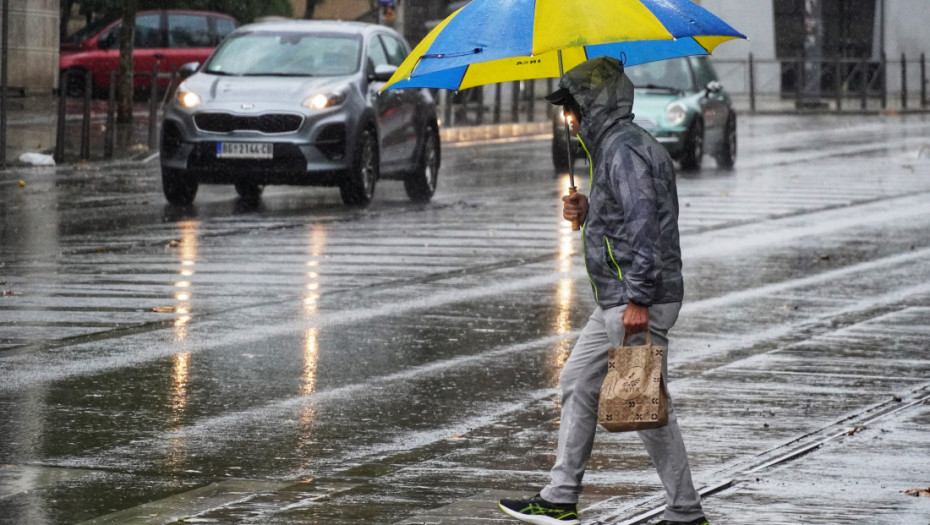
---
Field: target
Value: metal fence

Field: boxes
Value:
[42,52,930,163]
[688,53,928,113]
[433,78,557,129]
[436,53,930,126]
[53,65,179,163]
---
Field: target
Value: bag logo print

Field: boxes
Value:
[601,366,648,400]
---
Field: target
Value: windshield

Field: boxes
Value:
[64,16,117,45]
[204,31,362,77]
[626,58,695,92]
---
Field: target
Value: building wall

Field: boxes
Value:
[882,0,929,58]
[687,1,777,96]
[289,0,372,21]
[700,0,930,61]
[698,0,930,97]
[698,0,775,60]
[0,0,59,94]
[877,0,929,93]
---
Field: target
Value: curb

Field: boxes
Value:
[439,122,550,144]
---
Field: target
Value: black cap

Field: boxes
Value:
[544,86,573,106]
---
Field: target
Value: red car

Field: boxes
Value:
[59,10,236,97]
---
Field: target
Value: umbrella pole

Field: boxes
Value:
[558,50,580,231]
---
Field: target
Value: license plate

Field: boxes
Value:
[216,142,273,159]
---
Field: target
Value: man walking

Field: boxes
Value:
[498,56,707,525]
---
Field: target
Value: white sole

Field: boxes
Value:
[498,503,580,525]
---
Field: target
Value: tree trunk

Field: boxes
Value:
[117,0,138,123]
[59,0,75,42]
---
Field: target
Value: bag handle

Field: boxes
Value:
[620,329,652,348]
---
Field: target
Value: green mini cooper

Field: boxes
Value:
[552,55,736,172]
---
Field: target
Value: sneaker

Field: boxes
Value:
[653,517,709,525]
[498,494,580,525]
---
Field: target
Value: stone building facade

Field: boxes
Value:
[0,0,59,94]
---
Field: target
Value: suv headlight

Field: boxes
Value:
[176,87,201,109]
[302,90,347,110]
[664,102,687,127]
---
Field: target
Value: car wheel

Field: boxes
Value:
[714,113,737,170]
[552,123,572,172]
[679,119,704,171]
[235,182,264,202]
[340,127,378,206]
[162,167,198,206]
[404,124,440,203]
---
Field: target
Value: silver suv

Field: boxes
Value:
[159,20,440,206]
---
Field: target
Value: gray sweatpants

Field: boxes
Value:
[539,303,704,522]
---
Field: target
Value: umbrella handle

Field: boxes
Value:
[568,186,580,231]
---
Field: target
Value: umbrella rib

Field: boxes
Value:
[422,48,482,59]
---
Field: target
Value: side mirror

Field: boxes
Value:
[179,62,200,79]
[371,64,398,83]
[706,80,723,94]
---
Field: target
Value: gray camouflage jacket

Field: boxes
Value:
[560,56,683,308]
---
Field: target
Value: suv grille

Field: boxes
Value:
[194,112,303,134]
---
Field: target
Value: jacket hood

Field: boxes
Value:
[558,56,634,146]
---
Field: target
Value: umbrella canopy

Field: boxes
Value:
[382,0,746,91]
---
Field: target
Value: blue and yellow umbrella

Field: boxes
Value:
[382,0,746,92]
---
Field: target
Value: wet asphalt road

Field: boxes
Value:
[2,114,930,524]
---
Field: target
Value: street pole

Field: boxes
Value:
[1,0,9,167]
[802,0,823,106]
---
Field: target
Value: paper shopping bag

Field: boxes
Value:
[597,331,668,432]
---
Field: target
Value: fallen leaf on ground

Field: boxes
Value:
[166,240,181,248]
[19,180,26,188]
[151,306,176,313]
[846,426,866,436]
[904,487,930,497]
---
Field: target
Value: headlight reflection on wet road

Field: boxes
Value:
[299,225,327,450]
[173,220,199,342]
[550,216,577,384]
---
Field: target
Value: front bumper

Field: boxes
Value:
[160,108,355,186]
[651,131,685,155]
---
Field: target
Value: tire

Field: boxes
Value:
[714,113,737,170]
[404,125,440,203]
[235,182,264,202]
[679,119,704,171]
[552,123,572,172]
[340,127,378,206]
[162,167,198,206]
